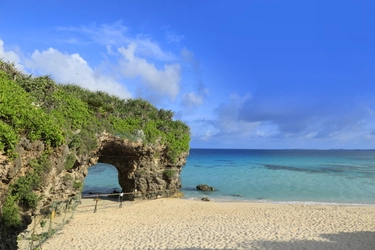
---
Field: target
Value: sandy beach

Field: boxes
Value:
[41,198,375,250]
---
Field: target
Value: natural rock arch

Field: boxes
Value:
[79,133,187,199]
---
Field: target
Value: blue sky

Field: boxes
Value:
[1,0,375,149]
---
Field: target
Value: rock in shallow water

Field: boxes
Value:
[196,184,216,191]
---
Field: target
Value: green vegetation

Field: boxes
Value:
[0,72,64,159]
[40,220,46,228]
[64,153,76,170]
[2,195,21,228]
[73,180,83,191]
[2,154,52,228]
[163,169,176,178]
[0,60,190,162]
[63,174,73,182]
[0,59,190,230]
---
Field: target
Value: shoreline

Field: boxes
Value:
[81,192,375,207]
[41,198,375,250]
[182,196,375,206]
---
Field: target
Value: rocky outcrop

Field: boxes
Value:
[0,132,188,250]
[81,132,188,197]
[196,184,216,191]
[0,132,188,205]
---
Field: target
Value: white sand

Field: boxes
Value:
[41,198,375,250]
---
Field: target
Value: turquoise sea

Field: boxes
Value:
[83,149,375,205]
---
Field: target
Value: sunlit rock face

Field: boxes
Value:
[94,134,188,196]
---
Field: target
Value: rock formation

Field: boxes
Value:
[196,184,216,191]
[0,132,188,250]
[201,197,211,202]
[86,132,188,197]
[0,60,190,249]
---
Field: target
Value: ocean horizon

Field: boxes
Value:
[83,148,375,205]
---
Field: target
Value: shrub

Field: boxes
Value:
[1,195,21,228]
[163,170,175,178]
[10,173,41,210]
[73,180,83,190]
[40,220,46,228]
[64,153,76,170]
[0,71,64,156]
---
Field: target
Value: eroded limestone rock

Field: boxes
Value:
[0,132,188,250]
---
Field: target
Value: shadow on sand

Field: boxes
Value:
[237,231,375,250]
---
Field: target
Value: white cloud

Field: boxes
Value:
[135,37,176,61]
[180,48,208,108]
[210,93,261,138]
[54,22,183,100]
[182,92,204,107]
[0,39,24,71]
[58,21,129,46]
[26,47,132,99]
[59,21,176,61]
[200,130,212,141]
[165,30,184,43]
[118,43,181,100]
[181,47,200,72]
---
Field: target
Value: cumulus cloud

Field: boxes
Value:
[238,96,313,134]
[0,39,24,71]
[206,91,375,149]
[215,93,253,132]
[118,43,181,100]
[135,37,176,61]
[180,48,208,108]
[188,89,375,149]
[189,93,255,147]
[237,95,372,139]
[182,92,204,107]
[26,47,132,99]
[182,81,209,108]
[56,21,182,101]
[59,21,176,61]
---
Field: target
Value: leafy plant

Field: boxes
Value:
[163,169,175,178]
[1,153,53,228]
[1,195,21,228]
[40,220,46,228]
[0,71,64,156]
[10,173,41,210]
[73,180,83,190]
[64,153,76,170]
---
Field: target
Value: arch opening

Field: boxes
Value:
[82,163,122,196]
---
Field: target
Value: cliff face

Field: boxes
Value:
[0,132,188,250]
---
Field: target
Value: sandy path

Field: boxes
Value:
[41,198,375,250]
